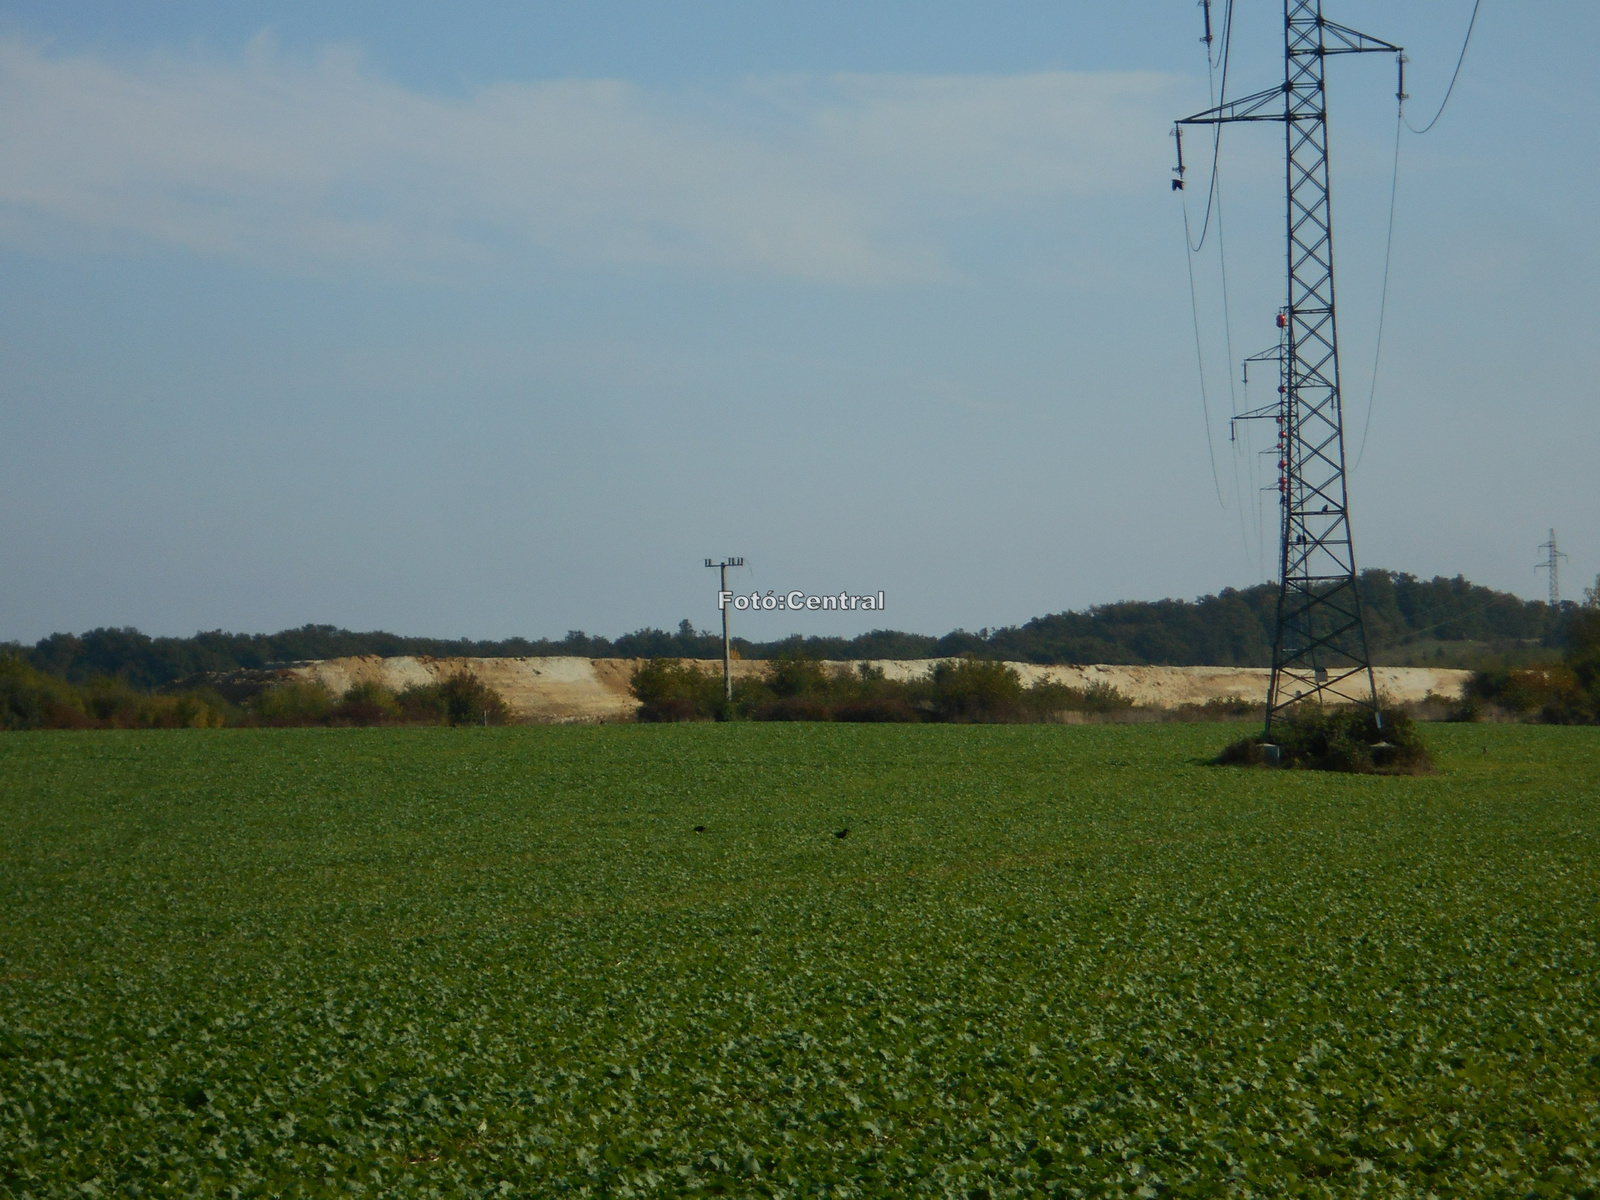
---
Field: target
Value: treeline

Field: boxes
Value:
[6,570,1575,688]
[631,657,1163,724]
[970,571,1568,668]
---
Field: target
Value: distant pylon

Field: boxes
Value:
[1535,528,1567,607]
[1177,1,1403,736]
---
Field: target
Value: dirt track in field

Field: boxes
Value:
[284,656,1471,723]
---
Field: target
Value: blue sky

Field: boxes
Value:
[0,2,1593,643]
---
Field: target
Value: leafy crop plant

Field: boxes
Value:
[1,723,1596,1195]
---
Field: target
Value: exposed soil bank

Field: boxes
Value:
[281,657,1470,724]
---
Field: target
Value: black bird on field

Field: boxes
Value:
[834,827,849,839]
[693,825,705,833]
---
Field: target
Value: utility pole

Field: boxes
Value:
[1535,529,1567,607]
[1178,1,1402,736]
[705,557,744,703]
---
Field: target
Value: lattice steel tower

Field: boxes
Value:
[1536,529,1566,607]
[1177,1,1401,734]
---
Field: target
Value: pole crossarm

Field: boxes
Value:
[1231,401,1281,424]
[1178,85,1287,126]
[1316,21,1401,56]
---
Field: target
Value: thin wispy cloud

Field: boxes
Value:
[0,35,1180,284]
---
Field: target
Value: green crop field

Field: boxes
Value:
[2,724,1598,1197]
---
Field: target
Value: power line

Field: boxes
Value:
[1360,4,1481,464]
[1218,194,1256,554]
[1182,205,1226,507]
[1355,108,1403,469]
[1404,0,1482,134]
[1213,152,1246,546]
[1368,595,1515,647]
[1176,0,1234,508]
[1184,0,1235,252]
[1202,6,1251,552]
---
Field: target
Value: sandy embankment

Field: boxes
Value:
[284,657,1471,724]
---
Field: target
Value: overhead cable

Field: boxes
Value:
[1182,205,1226,507]
[1185,0,1235,252]
[1356,110,1403,469]
[1404,0,1482,134]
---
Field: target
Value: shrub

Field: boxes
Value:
[1078,681,1136,713]
[251,681,335,727]
[1216,706,1432,774]
[925,658,1026,723]
[396,682,449,724]
[787,662,915,723]
[755,696,833,722]
[138,692,228,729]
[832,696,919,723]
[765,655,832,699]
[636,696,706,723]
[333,681,401,726]
[1466,666,1592,724]
[81,676,146,726]
[1170,695,1257,721]
[630,659,722,722]
[0,655,90,729]
[397,673,510,725]
[441,672,510,726]
[1023,678,1137,719]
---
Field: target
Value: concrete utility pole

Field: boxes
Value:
[705,557,744,703]
[1536,529,1567,607]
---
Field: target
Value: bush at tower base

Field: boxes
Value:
[1216,705,1434,774]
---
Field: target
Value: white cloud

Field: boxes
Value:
[0,35,1181,284]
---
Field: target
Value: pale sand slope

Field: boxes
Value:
[286,657,1471,723]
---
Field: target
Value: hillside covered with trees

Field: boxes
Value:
[6,570,1577,690]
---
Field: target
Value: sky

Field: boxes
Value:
[0,1,1594,644]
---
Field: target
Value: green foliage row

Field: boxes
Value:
[1,723,1597,1195]
[1463,606,1600,724]
[632,656,1138,724]
[7,570,1576,689]
[0,655,510,730]
[251,675,511,728]
[0,655,229,730]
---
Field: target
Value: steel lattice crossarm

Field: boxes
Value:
[1174,1,1402,734]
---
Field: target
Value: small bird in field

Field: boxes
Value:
[694,825,705,833]
[834,827,849,839]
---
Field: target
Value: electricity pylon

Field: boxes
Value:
[1177,1,1402,736]
[1535,529,1567,607]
